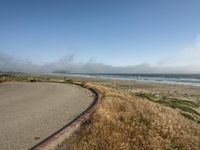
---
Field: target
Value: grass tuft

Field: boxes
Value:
[136,92,200,123]
[64,79,74,84]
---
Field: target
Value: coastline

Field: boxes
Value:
[50,73,200,87]
[1,73,200,149]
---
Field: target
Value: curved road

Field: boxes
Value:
[0,82,94,150]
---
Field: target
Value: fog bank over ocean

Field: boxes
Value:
[1,53,200,74]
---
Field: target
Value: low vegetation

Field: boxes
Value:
[64,79,74,84]
[57,83,200,150]
[136,92,200,123]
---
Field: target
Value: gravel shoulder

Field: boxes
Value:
[0,82,94,150]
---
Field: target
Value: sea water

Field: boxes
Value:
[68,73,200,86]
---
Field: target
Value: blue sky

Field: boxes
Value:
[1,0,200,73]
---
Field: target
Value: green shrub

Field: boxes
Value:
[136,92,156,101]
[170,99,199,108]
[65,79,74,84]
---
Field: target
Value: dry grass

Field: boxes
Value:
[135,93,200,123]
[56,82,200,150]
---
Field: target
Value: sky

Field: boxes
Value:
[1,0,200,73]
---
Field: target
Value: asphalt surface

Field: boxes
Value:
[0,82,94,150]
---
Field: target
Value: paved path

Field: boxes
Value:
[0,82,94,150]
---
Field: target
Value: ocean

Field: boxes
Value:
[66,73,200,86]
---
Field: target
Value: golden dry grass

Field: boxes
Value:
[57,82,200,150]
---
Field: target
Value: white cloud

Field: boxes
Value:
[2,36,200,74]
[156,34,200,67]
[181,34,200,62]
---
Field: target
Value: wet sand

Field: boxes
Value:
[0,82,94,150]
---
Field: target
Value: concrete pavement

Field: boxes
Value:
[0,82,94,150]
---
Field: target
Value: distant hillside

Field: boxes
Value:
[52,70,71,74]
